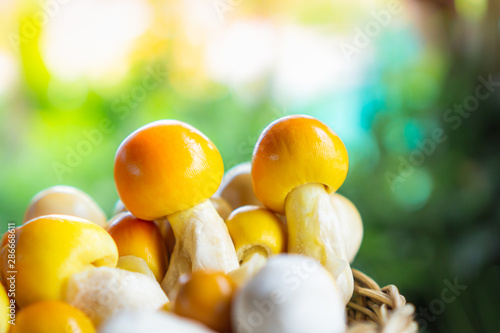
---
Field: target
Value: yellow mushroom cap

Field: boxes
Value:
[225,205,286,262]
[114,120,224,221]
[23,185,107,227]
[252,115,348,214]
[10,301,95,333]
[0,215,118,308]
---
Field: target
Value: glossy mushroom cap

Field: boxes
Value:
[252,115,348,214]
[114,120,224,221]
[173,271,235,332]
[24,185,107,227]
[10,301,95,333]
[0,215,118,308]
[107,212,168,282]
[225,205,286,263]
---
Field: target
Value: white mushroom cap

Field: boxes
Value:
[232,254,346,333]
[99,310,216,333]
[66,267,169,326]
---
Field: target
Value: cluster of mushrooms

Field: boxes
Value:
[0,115,365,333]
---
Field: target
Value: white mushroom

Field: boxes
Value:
[232,254,346,333]
[65,267,169,327]
[99,310,216,333]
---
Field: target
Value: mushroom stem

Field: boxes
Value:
[285,182,353,304]
[161,200,239,297]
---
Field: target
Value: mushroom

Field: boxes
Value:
[217,162,261,208]
[173,270,236,332]
[99,311,216,333]
[113,120,238,297]
[0,215,118,308]
[65,267,169,327]
[24,185,107,227]
[225,205,287,286]
[251,115,353,303]
[106,212,168,282]
[330,193,363,263]
[210,196,233,220]
[232,254,346,333]
[10,301,95,333]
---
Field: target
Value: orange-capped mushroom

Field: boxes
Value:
[107,212,168,282]
[114,120,238,297]
[173,271,235,333]
[252,115,353,304]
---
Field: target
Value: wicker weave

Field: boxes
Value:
[347,269,418,333]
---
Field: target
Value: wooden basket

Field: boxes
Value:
[346,269,418,333]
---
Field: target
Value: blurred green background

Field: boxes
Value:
[1,0,499,331]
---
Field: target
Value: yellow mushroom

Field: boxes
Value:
[113,120,238,297]
[252,115,353,304]
[0,215,118,308]
[225,205,287,286]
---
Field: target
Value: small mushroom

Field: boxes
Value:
[217,162,261,209]
[232,254,346,333]
[10,301,95,333]
[99,311,215,333]
[65,267,169,327]
[252,115,353,303]
[24,185,107,227]
[0,215,118,308]
[225,205,287,286]
[173,271,236,332]
[114,120,238,297]
[106,212,168,282]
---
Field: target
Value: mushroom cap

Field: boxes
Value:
[100,311,215,333]
[232,254,346,333]
[24,185,107,227]
[10,301,95,333]
[218,162,261,208]
[114,120,224,220]
[173,270,235,332]
[0,215,118,308]
[107,212,168,282]
[225,205,286,262]
[252,115,348,214]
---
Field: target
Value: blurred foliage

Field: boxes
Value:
[0,0,499,332]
